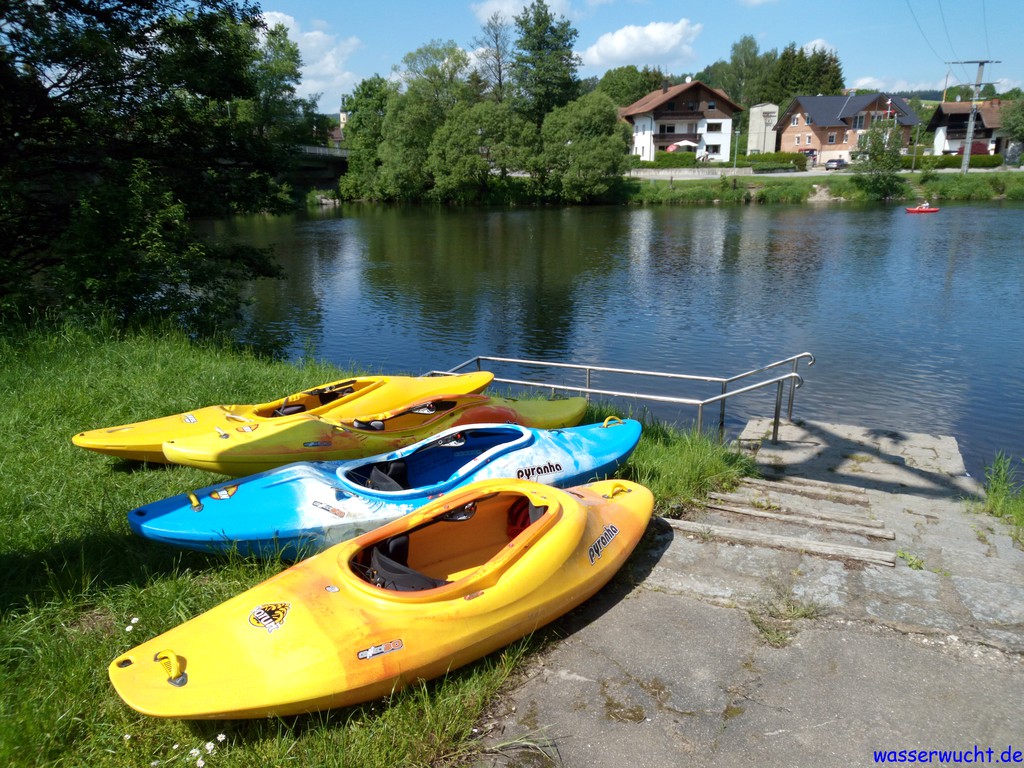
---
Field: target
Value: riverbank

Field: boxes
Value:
[623,168,1024,205]
[0,324,749,767]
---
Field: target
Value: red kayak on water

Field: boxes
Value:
[906,205,939,214]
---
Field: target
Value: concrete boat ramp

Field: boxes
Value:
[477,421,1024,767]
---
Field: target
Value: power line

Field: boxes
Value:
[903,0,946,66]
[936,0,970,82]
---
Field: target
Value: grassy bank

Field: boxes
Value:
[0,323,753,767]
[982,453,1024,543]
[623,170,1024,205]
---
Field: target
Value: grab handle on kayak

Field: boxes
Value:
[154,649,188,687]
[187,492,203,512]
[603,482,631,499]
[601,416,624,428]
[224,413,252,422]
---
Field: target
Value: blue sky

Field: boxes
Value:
[262,0,1019,113]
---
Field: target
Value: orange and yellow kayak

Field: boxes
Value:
[71,371,493,463]
[161,394,589,476]
[108,477,654,718]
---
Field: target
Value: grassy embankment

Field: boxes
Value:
[0,322,753,768]
[624,169,1024,204]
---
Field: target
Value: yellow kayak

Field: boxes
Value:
[71,371,493,463]
[108,477,654,718]
[161,394,589,476]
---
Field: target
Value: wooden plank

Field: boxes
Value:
[708,492,884,527]
[741,477,870,507]
[665,518,897,567]
[704,502,895,540]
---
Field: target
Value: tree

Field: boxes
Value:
[539,91,631,203]
[0,1,295,328]
[851,123,906,200]
[338,75,397,200]
[1001,100,1024,164]
[472,12,514,102]
[376,40,471,200]
[596,65,664,107]
[511,0,581,128]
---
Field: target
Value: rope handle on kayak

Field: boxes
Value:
[154,649,188,687]
[224,413,252,422]
[603,482,632,499]
[601,416,624,428]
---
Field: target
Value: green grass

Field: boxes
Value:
[0,322,758,767]
[982,452,1024,542]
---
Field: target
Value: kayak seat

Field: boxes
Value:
[367,460,408,491]
[273,403,307,417]
[506,496,547,539]
[352,418,385,430]
[368,535,449,591]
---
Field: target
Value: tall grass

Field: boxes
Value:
[983,452,1024,541]
[0,322,757,767]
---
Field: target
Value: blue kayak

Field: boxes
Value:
[127,417,642,558]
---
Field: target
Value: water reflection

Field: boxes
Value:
[231,201,1024,479]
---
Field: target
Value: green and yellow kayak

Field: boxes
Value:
[161,394,590,476]
[71,371,493,463]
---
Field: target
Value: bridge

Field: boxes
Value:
[290,145,348,191]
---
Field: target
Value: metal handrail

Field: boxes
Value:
[430,353,813,444]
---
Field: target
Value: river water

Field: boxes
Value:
[216,201,1024,481]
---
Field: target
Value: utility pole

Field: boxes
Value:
[949,60,1000,174]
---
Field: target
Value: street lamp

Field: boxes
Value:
[733,128,740,169]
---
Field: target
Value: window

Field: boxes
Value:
[853,114,865,130]
[795,135,801,145]
[806,134,812,144]
[659,124,676,134]
[667,101,675,111]
[707,100,716,110]
[791,115,799,126]
[843,131,849,144]
[805,114,813,125]
[828,133,836,144]
[705,144,721,154]
[687,102,696,110]
[707,122,722,132]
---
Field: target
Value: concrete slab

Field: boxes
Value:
[474,420,1024,767]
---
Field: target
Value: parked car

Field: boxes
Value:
[824,158,848,171]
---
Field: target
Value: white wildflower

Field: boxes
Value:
[131,617,139,624]
[189,748,200,757]
[216,734,226,743]
[205,741,215,752]
[197,759,205,768]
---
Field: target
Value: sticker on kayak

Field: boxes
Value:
[587,524,620,565]
[357,638,404,660]
[516,461,563,480]
[182,414,197,424]
[303,441,332,448]
[312,500,346,518]
[249,602,290,633]
[209,485,238,501]
[235,424,259,433]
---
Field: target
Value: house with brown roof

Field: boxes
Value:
[775,93,919,165]
[926,99,1011,156]
[619,80,742,162]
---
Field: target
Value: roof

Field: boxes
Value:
[926,99,1009,131]
[619,80,742,119]
[777,93,919,130]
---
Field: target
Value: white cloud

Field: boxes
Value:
[802,38,835,55]
[262,12,363,113]
[580,19,702,69]
[470,0,577,24]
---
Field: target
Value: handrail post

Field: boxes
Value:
[718,381,727,441]
[787,358,798,420]
[696,403,704,436]
[585,367,592,402]
[772,381,784,444]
